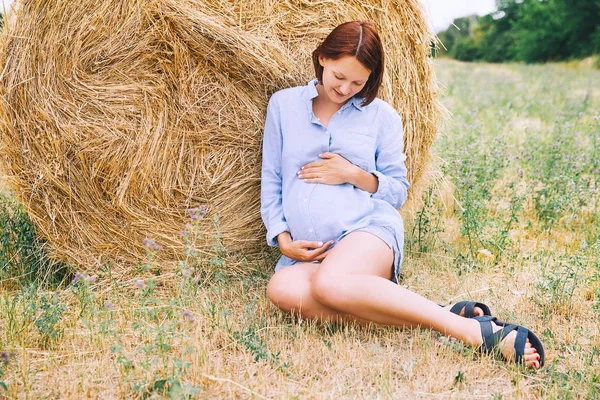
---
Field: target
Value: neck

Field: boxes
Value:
[315,83,345,112]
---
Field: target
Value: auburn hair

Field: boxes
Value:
[312,21,384,107]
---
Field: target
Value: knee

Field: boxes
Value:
[310,272,347,310]
[267,271,307,313]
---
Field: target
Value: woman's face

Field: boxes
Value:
[318,55,371,104]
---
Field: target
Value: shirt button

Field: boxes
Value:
[309,229,314,233]
[326,130,330,135]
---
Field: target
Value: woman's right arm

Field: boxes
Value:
[261,95,333,261]
[260,95,290,247]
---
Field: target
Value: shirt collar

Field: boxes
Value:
[306,79,364,112]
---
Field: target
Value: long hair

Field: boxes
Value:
[312,21,384,106]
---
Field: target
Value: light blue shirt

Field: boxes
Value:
[261,79,409,269]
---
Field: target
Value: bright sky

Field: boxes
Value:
[419,0,497,32]
[1,0,13,13]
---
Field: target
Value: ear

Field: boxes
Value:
[318,55,326,67]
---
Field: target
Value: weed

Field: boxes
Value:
[22,285,67,348]
[536,253,587,315]
[0,194,67,287]
[0,351,14,392]
[407,186,445,254]
[453,370,466,386]
[70,272,97,318]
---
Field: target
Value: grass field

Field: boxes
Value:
[0,58,599,398]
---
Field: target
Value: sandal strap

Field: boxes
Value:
[477,316,500,353]
[513,326,529,365]
[449,301,470,316]
[449,301,492,318]
[476,317,536,365]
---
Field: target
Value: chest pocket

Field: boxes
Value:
[340,131,376,171]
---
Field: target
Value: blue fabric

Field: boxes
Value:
[260,79,409,280]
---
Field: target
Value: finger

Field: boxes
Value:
[301,161,323,170]
[314,250,330,261]
[298,171,322,180]
[309,241,333,255]
[297,240,324,249]
[319,152,336,159]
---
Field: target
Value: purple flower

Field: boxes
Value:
[85,275,97,283]
[153,244,163,251]
[104,301,114,310]
[135,279,146,289]
[182,309,196,323]
[143,237,154,248]
[72,272,85,284]
[182,268,194,278]
[0,351,13,365]
[186,205,209,220]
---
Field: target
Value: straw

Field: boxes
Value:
[0,0,443,274]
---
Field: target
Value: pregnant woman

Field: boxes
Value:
[261,21,544,369]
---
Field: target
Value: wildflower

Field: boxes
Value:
[180,230,188,237]
[153,243,163,251]
[143,237,155,248]
[198,205,209,215]
[186,205,209,220]
[135,279,146,289]
[71,272,85,284]
[182,267,194,278]
[104,301,114,310]
[182,309,196,323]
[0,351,13,365]
[85,275,97,283]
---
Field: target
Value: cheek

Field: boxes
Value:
[354,85,366,94]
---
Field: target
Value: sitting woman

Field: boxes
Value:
[260,21,543,369]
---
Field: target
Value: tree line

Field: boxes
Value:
[436,0,600,63]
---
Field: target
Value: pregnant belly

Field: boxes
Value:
[284,182,372,240]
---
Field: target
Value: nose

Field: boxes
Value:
[339,83,351,95]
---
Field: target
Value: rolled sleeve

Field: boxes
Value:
[370,111,410,209]
[260,96,289,246]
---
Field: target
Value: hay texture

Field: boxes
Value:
[0,0,442,272]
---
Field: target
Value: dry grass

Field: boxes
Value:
[0,0,443,274]
[0,58,599,398]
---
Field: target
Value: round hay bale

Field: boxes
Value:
[0,0,442,274]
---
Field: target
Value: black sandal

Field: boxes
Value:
[474,316,545,367]
[442,301,492,318]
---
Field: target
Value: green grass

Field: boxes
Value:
[0,59,599,398]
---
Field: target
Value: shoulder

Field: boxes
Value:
[363,98,402,125]
[269,85,305,106]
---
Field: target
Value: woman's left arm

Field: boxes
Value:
[365,110,409,209]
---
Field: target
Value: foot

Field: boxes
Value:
[490,321,541,369]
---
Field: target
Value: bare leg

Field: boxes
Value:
[267,232,541,368]
[268,262,419,327]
